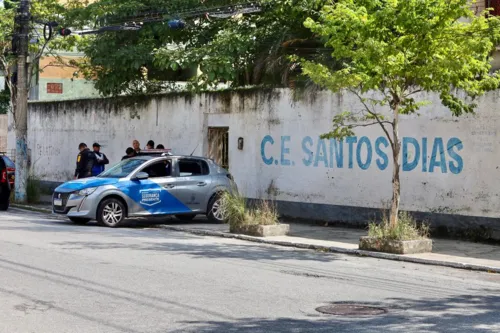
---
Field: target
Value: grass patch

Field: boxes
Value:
[26,173,42,204]
[222,191,279,228]
[368,211,429,241]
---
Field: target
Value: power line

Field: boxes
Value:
[99,2,261,25]
[46,2,262,36]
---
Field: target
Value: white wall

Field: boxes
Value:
[12,89,500,220]
[224,90,495,219]
[0,114,8,152]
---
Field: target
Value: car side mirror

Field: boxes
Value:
[134,172,149,181]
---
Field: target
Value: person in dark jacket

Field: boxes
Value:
[122,147,137,160]
[91,142,109,176]
[75,143,95,179]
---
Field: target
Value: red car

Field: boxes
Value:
[0,154,15,210]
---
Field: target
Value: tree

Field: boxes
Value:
[68,0,331,95]
[299,0,500,228]
[0,0,81,201]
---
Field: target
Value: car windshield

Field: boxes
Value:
[98,158,148,178]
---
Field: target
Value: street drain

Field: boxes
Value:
[316,304,387,316]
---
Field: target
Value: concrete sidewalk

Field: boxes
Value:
[157,219,500,273]
[11,202,500,273]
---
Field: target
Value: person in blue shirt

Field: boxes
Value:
[91,143,109,176]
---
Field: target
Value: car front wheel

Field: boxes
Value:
[97,198,126,228]
[69,217,90,225]
[207,194,226,223]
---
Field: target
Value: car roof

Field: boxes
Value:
[129,155,211,161]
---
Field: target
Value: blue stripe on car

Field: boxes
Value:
[55,177,191,215]
[117,180,191,214]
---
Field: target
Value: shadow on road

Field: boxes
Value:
[51,239,339,263]
[171,292,500,333]
[1,210,338,263]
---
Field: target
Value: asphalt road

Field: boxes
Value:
[0,209,499,333]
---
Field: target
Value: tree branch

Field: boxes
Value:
[349,88,395,148]
[404,88,423,98]
[350,121,393,128]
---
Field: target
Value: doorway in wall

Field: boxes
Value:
[208,127,229,170]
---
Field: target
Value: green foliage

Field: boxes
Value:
[0,88,9,115]
[0,0,84,105]
[368,211,430,241]
[301,0,500,141]
[222,191,278,228]
[68,0,331,95]
[26,173,41,204]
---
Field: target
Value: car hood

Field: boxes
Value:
[55,177,121,193]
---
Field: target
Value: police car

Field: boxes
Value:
[52,153,236,227]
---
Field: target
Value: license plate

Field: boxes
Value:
[53,198,63,206]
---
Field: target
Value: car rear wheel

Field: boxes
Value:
[207,194,226,223]
[97,198,125,228]
[175,214,196,221]
[69,217,90,225]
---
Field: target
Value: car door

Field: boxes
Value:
[124,158,192,216]
[173,158,213,212]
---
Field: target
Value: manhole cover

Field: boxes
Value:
[316,304,387,316]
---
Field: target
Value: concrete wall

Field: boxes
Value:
[0,114,7,152]
[11,89,500,232]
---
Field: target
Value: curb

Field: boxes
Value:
[11,203,53,214]
[157,225,500,274]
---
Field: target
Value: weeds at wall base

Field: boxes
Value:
[222,192,279,228]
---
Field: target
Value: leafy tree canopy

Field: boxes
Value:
[68,0,331,96]
[301,0,500,119]
[298,0,500,227]
[0,0,82,110]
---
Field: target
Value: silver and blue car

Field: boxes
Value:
[52,154,235,227]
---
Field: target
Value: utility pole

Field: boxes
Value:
[14,0,30,202]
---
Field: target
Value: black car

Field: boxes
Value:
[0,154,15,210]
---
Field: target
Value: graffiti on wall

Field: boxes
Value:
[260,135,464,174]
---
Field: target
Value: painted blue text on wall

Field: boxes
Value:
[260,135,464,174]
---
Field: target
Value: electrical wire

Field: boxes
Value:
[99,2,261,24]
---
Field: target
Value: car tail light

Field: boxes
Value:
[1,169,6,183]
[7,168,14,185]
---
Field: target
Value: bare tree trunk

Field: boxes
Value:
[389,103,401,228]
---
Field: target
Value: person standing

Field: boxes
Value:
[91,143,109,176]
[133,140,141,153]
[75,143,95,179]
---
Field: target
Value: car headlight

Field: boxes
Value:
[77,187,98,196]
